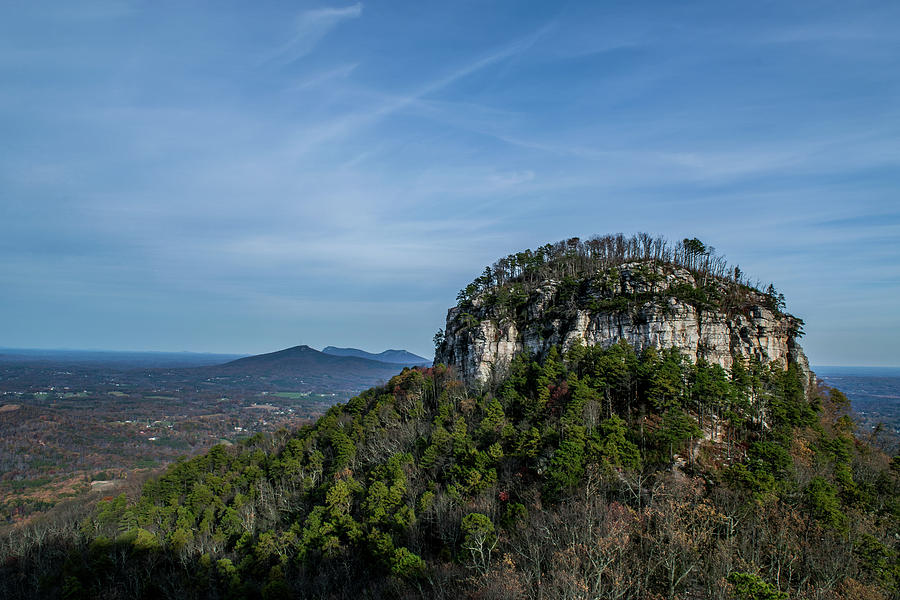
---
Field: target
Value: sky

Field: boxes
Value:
[1,1,898,366]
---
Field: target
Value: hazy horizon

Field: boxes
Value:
[0,344,431,359]
[4,345,900,373]
[2,1,898,364]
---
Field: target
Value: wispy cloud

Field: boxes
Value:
[282,21,555,156]
[264,3,363,66]
[288,62,359,91]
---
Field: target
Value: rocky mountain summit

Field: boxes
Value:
[436,234,812,391]
[5,233,897,600]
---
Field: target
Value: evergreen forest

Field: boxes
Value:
[2,341,897,599]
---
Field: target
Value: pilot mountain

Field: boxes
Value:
[437,235,810,393]
[2,234,896,600]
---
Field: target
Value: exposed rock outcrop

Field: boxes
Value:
[436,261,812,392]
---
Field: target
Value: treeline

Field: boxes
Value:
[456,233,782,309]
[1,346,897,599]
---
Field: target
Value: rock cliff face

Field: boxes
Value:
[436,261,812,391]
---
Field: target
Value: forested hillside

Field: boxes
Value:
[2,237,898,599]
[2,346,897,599]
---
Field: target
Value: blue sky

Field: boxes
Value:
[1,1,898,365]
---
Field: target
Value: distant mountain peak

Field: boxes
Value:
[322,346,430,365]
[257,345,315,357]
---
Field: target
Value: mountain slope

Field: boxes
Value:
[2,235,897,600]
[0,347,403,395]
[190,345,404,392]
[322,346,430,365]
[8,354,895,599]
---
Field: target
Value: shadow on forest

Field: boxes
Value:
[1,535,427,600]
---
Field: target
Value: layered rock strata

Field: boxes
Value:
[436,262,812,391]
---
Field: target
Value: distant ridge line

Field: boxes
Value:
[321,346,431,365]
